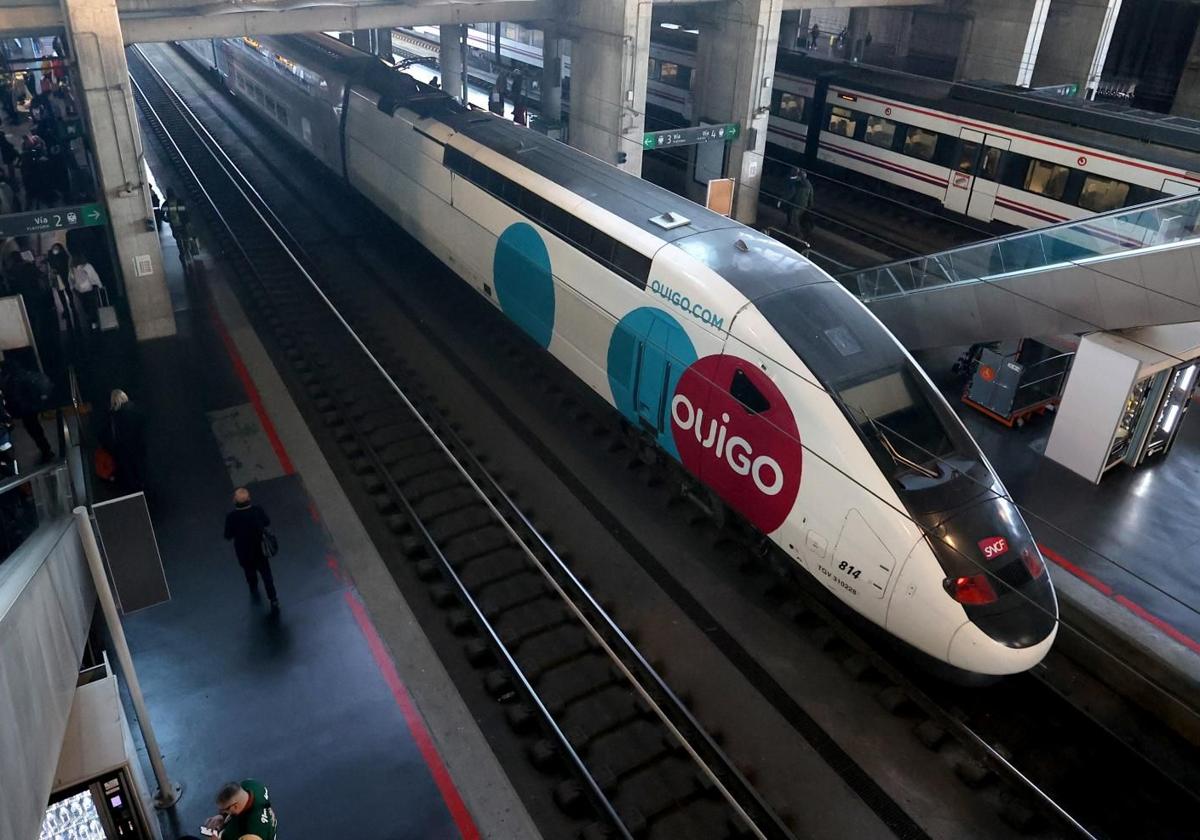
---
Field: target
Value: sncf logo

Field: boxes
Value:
[671,356,802,534]
[978,536,1009,559]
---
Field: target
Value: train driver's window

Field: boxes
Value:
[826,107,857,138]
[1024,160,1070,200]
[731,369,771,414]
[864,116,897,149]
[1078,175,1131,212]
[902,127,937,161]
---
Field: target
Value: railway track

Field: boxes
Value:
[132,42,1200,840]
[128,45,795,840]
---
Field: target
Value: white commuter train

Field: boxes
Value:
[177,34,1059,676]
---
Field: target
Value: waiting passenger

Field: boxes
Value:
[779,167,815,240]
[203,779,278,840]
[430,75,440,89]
[223,487,279,611]
[107,389,146,493]
[69,251,103,330]
[810,23,820,49]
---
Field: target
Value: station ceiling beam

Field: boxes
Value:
[2,0,555,44]
[121,0,553,42]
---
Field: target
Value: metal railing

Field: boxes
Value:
[841,193,1200,301]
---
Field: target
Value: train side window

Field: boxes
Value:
[773,92,805,123]
[953,141,980,174]
[1125,184,1166,207]
[1024,160,1070,200]
[999,153,1030,188]
[932,134,958,167]
[544,204,572,238]
[826,106,858,138]
[569,216,594,251]
[660,62,682,87]
[730,369,770,414]
[978,147,1003,181]
[647,58,659,81]
[501,177,523,207]
[590,232,616,264]
[1078,175,1131,212]
[864,116,897,149]
[902,127,937,161]
[612,245,651,288]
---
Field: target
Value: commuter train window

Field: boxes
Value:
[953,141,980,174]
[978,147,1003,181]
[902,127,937,161]
[826,106,858,137]
[1078,175,1131,213]
[773,92,805,123]
[864,116,897,149]
[730,369,770,414]
[1125,184,1166,207]
[1024,160,1070,200]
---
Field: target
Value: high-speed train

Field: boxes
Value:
[177,33,1058,676]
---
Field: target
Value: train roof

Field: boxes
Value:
[439,109,831,300]
[774,50,1200,171]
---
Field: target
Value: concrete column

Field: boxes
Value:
[780,10,802,51]
[541,28,564,129]
[61,0,175,340]
[561,0,652,174]
[1172,23,1200,118]
[692,0,783,224]
[440,24,466,103]
[956,0,1051,86]
[376,28,393,62]
[1031,0,1122,97]
[847,7,870,62]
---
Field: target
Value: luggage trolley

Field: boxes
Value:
[958,339,1075,427]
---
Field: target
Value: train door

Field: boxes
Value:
[633,318,675,435]
[943,129,1010,221]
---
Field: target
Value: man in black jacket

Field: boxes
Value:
[223,487,277,610]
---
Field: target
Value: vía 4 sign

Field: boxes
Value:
[643,122,740,151]
[0,202,106,237]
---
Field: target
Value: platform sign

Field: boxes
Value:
[643,122,740,151]
[0,203,106,238]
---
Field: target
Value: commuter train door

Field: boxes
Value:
[943,128,1011,221]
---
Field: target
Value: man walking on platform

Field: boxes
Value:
[223,487,278,611]
[203,779,278,840]
[779,166,815,240]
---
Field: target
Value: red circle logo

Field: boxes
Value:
[671,356,802,533]
[884,107,892,116]
[1077,155,1088,167]
[979,365,996,382]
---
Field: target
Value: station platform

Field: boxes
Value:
[87,192,541,838]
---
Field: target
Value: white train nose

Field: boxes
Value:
[947,618,1058,675]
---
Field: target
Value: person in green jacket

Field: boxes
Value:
[778,166,815,239]
[203,779,278,840]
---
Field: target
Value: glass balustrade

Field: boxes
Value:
[840,194,1200,301]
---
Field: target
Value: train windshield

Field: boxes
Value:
[756,284,991,502]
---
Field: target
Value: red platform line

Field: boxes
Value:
[1038,544,1113,596]
[345,591,481,840]
[207,299,296,476]
[1113,595,1200,657]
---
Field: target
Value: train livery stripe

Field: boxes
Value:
[993,196,1067,225]
[818,140,949,188]
[836,89,1200,185]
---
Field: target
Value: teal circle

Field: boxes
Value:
[494,223,555,348]
[606,307,697,460]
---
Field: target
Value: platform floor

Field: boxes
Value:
[918,348,1200,668]
[94,202,539,839]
